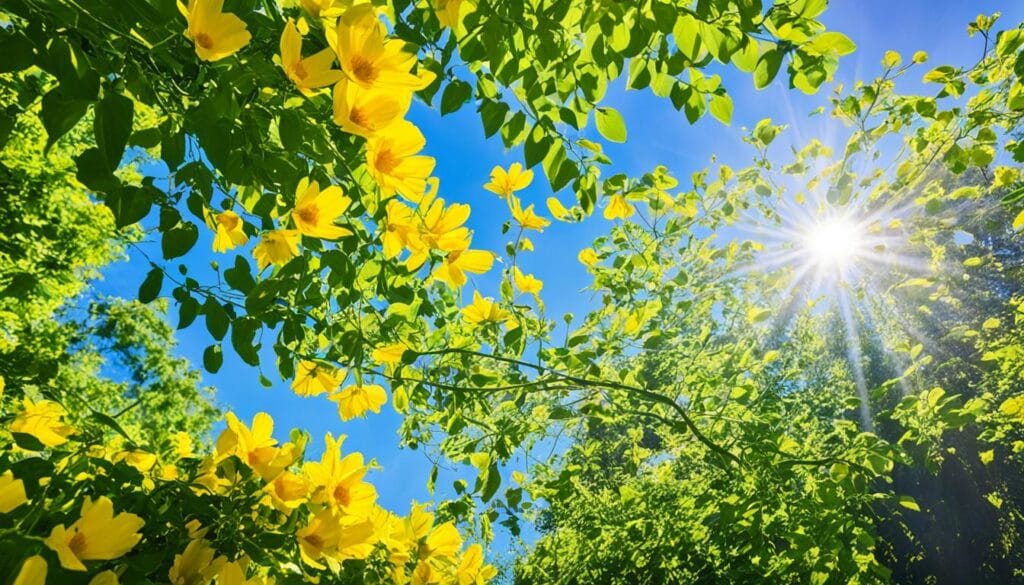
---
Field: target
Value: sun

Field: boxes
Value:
[803,217,864,270]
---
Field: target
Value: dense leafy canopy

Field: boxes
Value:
[1,0,1024,584]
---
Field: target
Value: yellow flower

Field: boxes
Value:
[292,360,344,397]
[335,4,435,91]
[13,556,47,585]
[456,543,498,585]
[0,470,27,513]
[205,209,247,253]
[483,163,533,198]
[89,571,120,585]
[280,19,345,94]
[330,384,388,421]
[169,538,226,585]
[215,412,299,481]
[372,342,408,365]
[217,560,274,585]
[333,79,412,137]
[381,199,418,259]
[303,433,378,515]
[299,0,346,18]
[512,267,543,297]
[509,195,550,231]
[10,398,75,448]
[174,431,195,459]
[578,248,599,267]
[366,121,436,200]
[546,196,571,221]
[433,0,467,29]
[406,198,471,268]
[405,503,435,540]
[291,178,352,240]
[252,229,300,271]
[264,470,308,512]
[183,0,251,62]
[112,450,158,473]
[158,465,180,481]
[296,509,376,569]
[422,521,462,561]
[603,194,635,220]
[433,248,494,288]
[411,561,437,585]
[45,496,144,571]
[462,291,509,325]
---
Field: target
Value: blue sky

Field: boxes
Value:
[94,1,1024,559]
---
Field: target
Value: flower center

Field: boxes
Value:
[194,32,214,50]
[350,55,379,84]
[291,61,308,81]
[217,213,240,231]
[333,484,351,508]
[296,205,318,226]
[303,533,323,548]
[68,532,87,556]
[349,106,369,129]
[374,148,400,174]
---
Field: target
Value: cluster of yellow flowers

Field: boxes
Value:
[291,359,390,421]
[186,0,455,273]
[185,0,535,318]
[4,399,495,584]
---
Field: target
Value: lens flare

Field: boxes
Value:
[803,217,863,269]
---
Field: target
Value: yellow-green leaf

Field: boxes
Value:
[595,106,627,143]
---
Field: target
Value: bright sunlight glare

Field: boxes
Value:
[803,217,863,269]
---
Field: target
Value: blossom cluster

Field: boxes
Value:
[2,394,495,584]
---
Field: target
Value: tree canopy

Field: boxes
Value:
[1,1,1024,584]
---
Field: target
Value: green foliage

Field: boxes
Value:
[3,0,1024,583]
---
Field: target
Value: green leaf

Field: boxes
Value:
[105,186,154,228]
[898,495,921,512]
[178,296,198,329]
[0,31,36,74]
[673,14,702,60]
[996,29,1024,58]
[479,99,509,138]
[481,460,501,503]
[203,344,224,373]
[524,124,552,168]
[41,88,91,151]
[747,307,771,324]
[204,297,230,341]
[138,268,163,303]
[224,255,255,293]
[160,121,185,169]
[709,93,733,125]
[94,92,134,172]
[11,432,46,452]
[75,148,119,192]
[440,80,472,116]
[595,106,627,143]
[732,36,759,73]
[803,32,856,56]
[754,48,783,89]
[231,318,261,366]
[89,411,133,442]
[161,222,198,259]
